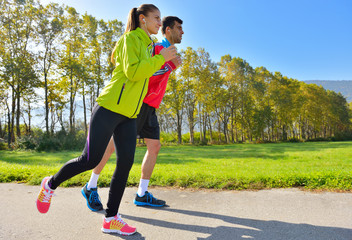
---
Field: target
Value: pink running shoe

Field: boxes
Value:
[101,214,136,235]
[36,177,54,214]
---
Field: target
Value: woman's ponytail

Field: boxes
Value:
[125,7,138,34]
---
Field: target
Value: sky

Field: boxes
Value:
[40,0,352,81]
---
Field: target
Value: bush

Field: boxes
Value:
[305,137,329,142]
[17,136,37,150]
[0,140,7,150]
[332,131,352,141]
[160,132,178,144]
[286,137,302,143]
[36,135,62,151]
[36,130,86,152]
[60,131,86,150]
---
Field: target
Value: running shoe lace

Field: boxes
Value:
[115,214,126,225]
[146,192,154,203]
[41,190,54,203]
[89,190,100,204]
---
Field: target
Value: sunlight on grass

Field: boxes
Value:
[1,142,351,190]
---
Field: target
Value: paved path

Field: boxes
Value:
[0,183,351,240]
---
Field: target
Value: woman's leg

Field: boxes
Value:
[48,105,121,189]
[105,118,137,217]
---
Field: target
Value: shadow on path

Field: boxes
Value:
[123,208,352,240]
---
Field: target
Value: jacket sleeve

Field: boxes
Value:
[154,45,177,73]
[119,34,166,82]
[165,60,177,72]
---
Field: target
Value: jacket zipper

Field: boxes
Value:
[130,78,147,118]
[117,83,125,105]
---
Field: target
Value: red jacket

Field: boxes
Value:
[143,41,176,109]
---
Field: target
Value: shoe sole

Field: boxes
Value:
[101,227,136,235]
[81,188,103,212]
[133,199,165,207]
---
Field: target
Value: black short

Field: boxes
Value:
[136,102,160,140]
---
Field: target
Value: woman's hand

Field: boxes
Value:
[160,45,177,62]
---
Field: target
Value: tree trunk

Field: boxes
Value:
[27,100,32,134]
[231,99,235,143]
[176,111,182,144]
[70,69,74,133]
[83,88,88,137]
[188,106,195,144]
[202,113,207,143]
[218,116,221,142]
[208,116,213,143]
[198,104,203,143]
[11,89,16,143]
[16,86,21,138]
[0,115,2,138]
[44,71,49,134]
[6,101,11,147]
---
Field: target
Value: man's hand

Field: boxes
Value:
[171,56,182,68]
[160,45,177,62]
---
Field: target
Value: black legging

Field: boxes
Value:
[48,104,137,217]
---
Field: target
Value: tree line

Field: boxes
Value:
[1,0,351,150]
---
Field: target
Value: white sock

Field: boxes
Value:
[137,179,149,197]
[105,216,115,222]
[87,172,100,190]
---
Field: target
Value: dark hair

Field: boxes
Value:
[111,4,159,64]
[161,16,183,35]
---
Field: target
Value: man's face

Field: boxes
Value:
[170,21,184,44]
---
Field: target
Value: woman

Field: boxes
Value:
[36,4,177,236]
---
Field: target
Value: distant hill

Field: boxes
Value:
[304,80,352,102]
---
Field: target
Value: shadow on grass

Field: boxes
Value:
[123,208,352,240]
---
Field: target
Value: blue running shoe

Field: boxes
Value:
[81,183,103,211]
[133,191,166,207]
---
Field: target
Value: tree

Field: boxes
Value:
[180,47,198,144]
[59,7,83,133]
[194,48,218,143]
[163,71,185,144]
[36,2,64,135]
[0,0,39,144]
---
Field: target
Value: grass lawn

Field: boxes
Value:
[0,141,351,191]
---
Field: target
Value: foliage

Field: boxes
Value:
[0,0,351,148]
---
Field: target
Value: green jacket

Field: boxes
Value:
[97,27,165,118]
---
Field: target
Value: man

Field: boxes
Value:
[81,16,184,211]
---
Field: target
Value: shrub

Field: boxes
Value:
[17,136,37,150]
[36,136,62,151]
[0,140,7,150]
[160,132,178,144]
[287,137,301,143]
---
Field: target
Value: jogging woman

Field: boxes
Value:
[36,4,177,236]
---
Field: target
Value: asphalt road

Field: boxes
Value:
[0,183,351,240]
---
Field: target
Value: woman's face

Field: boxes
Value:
[142,10,161,35]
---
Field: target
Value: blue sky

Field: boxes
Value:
[40,0,352,81]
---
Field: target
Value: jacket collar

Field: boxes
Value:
[161,37,171,48]
[134,27,153,46]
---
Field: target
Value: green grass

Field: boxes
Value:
[1,142,351,191]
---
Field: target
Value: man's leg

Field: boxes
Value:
[137,138,161,196]
[87,137,115,189]
[134,138,166,207]
[82,137,115,211]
